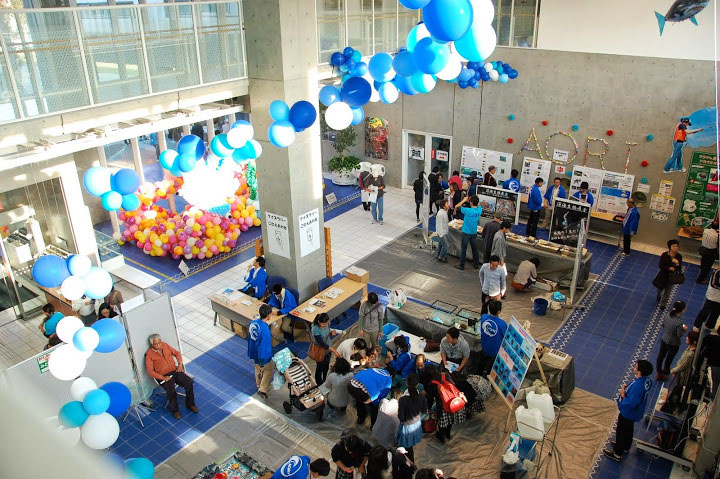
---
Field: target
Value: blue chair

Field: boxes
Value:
[267,276,287,291]
[318,277,333,292]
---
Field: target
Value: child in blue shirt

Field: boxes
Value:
[386,335,415,386]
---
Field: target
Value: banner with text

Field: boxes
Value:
[477,185,521,225]
[460,146,513,182]
[550,198,591,246]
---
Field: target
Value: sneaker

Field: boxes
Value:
[172,411,182,419]
[457,265,465,270]
[439,258,448,263]
[189,405,200,413]
[379,221,383,225]
[603,449,622,462]
[257,391,268,399]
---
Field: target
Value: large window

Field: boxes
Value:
[493,0,538,48]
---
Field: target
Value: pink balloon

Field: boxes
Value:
[213,217,221,225]
[198,253,205,260]
[191,231,200,237]
[240,224,249,232]
[228,240,237,248]
[144,243,152,251]
[118,212,126,221]
[244,217,253,226]
[168,235,177,244]
[172,254,180,260]
[127,217,136,225]
[161,243,170,251]
[137,241,144,249]
[196,240,204,248]
[183,246,192,254]
[178,232,187,241]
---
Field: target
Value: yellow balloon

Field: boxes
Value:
[250,212,257,219]
[192,223,201,232]
[192,246,200,255]
[253,218,262,226]
[240,210,249,218]
[246,206,255,214]
[206,251,213,258]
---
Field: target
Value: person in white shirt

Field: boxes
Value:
[479,255,506,314]
[434,200,450,263]
[72,296,97,326]
[336,337,367,362]
[697,219,719,284]
[512,258,540,291]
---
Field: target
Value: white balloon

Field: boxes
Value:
[70,377,98,401]
[473,0,495,24]
[56,316,84,344]
[436,58,463,81]
[60,276,86,301]
[48,344,88,381]
[81,413,120,449]
[476,25,498,61]
[73,327,99,353]
[226,125,253,149]
[67,255,91,277]
[325,102,353,131]
[484,62,494,72]
[489,69,500,81]
[369,87,380,103]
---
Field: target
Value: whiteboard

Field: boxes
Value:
[123,293,182,388]
[460,146,513,182]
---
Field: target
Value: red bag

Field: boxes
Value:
[431,373,467,414]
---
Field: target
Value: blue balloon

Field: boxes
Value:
[481,71,490,82]
[344,59,356,72]
[351,61,368,77]
[339,63,349,73]
[341,73,351,83]
[351,50,362,62]
[378,82,399,104]
[169,165,183,177]
[330,51,345,66]
[125,458,155,479]
[343,46,354,58]
[413,37,449,74]
[350,106,365,126]
[458,80,468,88]
[468,77,478,87]
[32,255,70,288]
[176,153,197,173]
[466,61,481,70]
[66,255,89,276]
[406,23,429,52]
[399,0,431,8]
[411,73,436,93]
[647,134,654,141]
[158,149,178,170]
[83,389,111,415]
[288,101,317,131]
[231,148,249,163]
[496,65,504,74]
[392,51,418,77]
[269,100,290,122]
[458,67,474,82]
[210,134,233,158]
[508,69,518,79]
[83,267,113,300]
[509,114,516,121]
[101,191,123,211]
[499,73,509,83]
[59,401,89,428]
[111,169,140,195]
[474,71,482,80]
[83,167,112,197]
[394,74,419,95]
[268,121,296,148]
[368,53,395,82]
[121,194,140,211]
[340,77,372,107]
[319,85,341,107]
[248,140,263,159]
[177,134,205,160]
[422,0,473,43]
[92,318,126,353]
[572,124,579,131]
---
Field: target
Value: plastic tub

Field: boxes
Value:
[380,323,400,355]
[533,298,548,316]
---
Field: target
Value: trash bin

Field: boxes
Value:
[533,298,548,316]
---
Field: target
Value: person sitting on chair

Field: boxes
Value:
[241,256,268,299]
[267,283,298,342]
[145,334,198,419]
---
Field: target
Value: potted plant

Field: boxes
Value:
[326,122,361,185]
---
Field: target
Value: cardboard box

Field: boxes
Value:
[218,315,232,332]
[346,267,369,284]
[270,321,284,346]
[232,322,248,338]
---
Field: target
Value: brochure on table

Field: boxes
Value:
[549,197,591,246]
[476,185,521,225]
[676,151,718,228]
[570,165,634,216]
[519,157,552,195]
[460,146,513,182]
[490,316,538,407]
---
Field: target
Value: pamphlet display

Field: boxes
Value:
[570,165,635,216]
[519,157,552,195]
[460,146,513,182]
[549,198,591,246]
[676,151,718,228]
[490,316,537,406]
[476,185,521,225]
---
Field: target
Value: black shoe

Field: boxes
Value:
[603,449,622,462]
[444,429,451,440]
[457,265,465,270]
[435,431,446,443]
[257,391,268,400]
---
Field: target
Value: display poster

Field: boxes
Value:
[460,146,513,182]
[553,149,569,163]
[569,165,604,211]
[298,208,320,257]
[476,185,521,225]
[409,146,424,161]
[365,117,389,161]
[265,212,291,259]
[549,198,591,246]
[659,180,673,196]
[570,165,634,215]
[37,352,50,374]
[650,194,676,214]
[519,157,552,195]
[676,151,719,228]
[489,316,537,406]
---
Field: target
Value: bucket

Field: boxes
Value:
[533,298,548,316]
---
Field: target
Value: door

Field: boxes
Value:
[402,130,452,189]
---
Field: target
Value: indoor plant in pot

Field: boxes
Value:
[327,126,361,186]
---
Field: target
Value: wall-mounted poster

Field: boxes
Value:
[476,185,521,225]
[265,212,291,259]
[570,165,634,215]
[549,198,591,246]
[519,157,552,195]
[365,117,389,161]
[676,151,718,228]
[489,316,537,406]
[569,165,603,211]
[460,146,513,182]
[298,208,320,257]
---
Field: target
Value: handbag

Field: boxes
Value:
[668,268,685,285]
[422,412,438,433]
[307,342,327,362]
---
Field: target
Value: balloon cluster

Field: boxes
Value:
[322,46,374,130]
[83,167,141,212]
[268,99,317,148]
[57,377,131,450]
[33,254,113,301]
[210,121,262,164]
[158,134,206,176]
[456,60,519,89]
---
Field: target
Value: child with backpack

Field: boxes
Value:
[425,366,467,443]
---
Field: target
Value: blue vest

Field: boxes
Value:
[248,319,272,364]
[271,455,310,479]
[355,368,392,403]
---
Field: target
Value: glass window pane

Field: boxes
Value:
[495,0,512,46]
[373,0,396,54]
[195,2,245,83]
[347,0,372,55]
[79,8,149,103]
[317,0,345,64]
[511,0,536,47]
[141,5,199,93]
[398,6,418,47]
[0,40,19,122]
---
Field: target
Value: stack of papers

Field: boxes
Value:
[325,287,344,299]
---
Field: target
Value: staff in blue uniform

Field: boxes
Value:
[603,360,653,462]
[241,256,267,299]
[347,368,393,427]
[540,177,566,229]
[572,181,595,207]
[248,304,274,399]
[526,178,544,238]
[621,198,640,256]
[270,455,330,479]
[267,283,299,342]
[502,169,521,192]
[386,335,415,386]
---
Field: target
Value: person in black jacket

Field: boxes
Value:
[331,434,370,479]
[413,172,425,222]
[396,374,427,462]
[652,239,683,310]
[364,445,416,479]
[425,366,466,444]
[428,167,440,214]
[701,328,720,397]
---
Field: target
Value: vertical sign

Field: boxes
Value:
[37,352,50,374]
[489,316,537,406]
[299,208,320,257]
[265,212,291,259]
[676,151,718,228]
[550,198,592,245]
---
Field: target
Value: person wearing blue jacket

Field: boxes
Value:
[572,181,595,207]
[604,360,653,462]
[526,178,544,238]
[347,367,393,427]
[479,300,508,375]
[270,455,330,479]
[502,169,521,193]
[248,304,274,399]
[386,335,415,382]
[241,256,267,299]
[268,283,299,342]
[621,198,640,255]
[540,177,566,229]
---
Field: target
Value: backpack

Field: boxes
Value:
[657,420,680,450]
[431,373,467,413]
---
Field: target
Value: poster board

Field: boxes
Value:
[298,208,320,257]
[550,197,591,245]
[676,151,718,228]
[460,146,513,182]
[519,157,552,194]
[365,117,389,161]
[265,212,291,259]
[489,316,537,406]
[570,165,634,215]
[476,185,521,225]
[569,165,603,210]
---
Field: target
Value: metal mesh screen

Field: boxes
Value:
[195,2,245,84]
[397,6,419,48]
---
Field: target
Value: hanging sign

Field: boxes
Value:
[266,212,291,259]
[460,146,513,182]
[477,185,521,225]
[299,208,320,257]
[553,149,569,163]
[409,146,424,160]
[436,150,449,162]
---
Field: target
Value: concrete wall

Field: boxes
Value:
[350,46,716,249]
[536,0,716,61]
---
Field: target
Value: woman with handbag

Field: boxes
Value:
[652,239,684,310]
[396,374,427,462]
[310,313,340,385]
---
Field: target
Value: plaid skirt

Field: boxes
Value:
[466,398,485,413]
[437,406,466,428]
[335,467,354,479]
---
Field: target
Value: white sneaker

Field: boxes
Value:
[380,221,383,225]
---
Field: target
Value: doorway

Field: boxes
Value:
[402,130,452,189]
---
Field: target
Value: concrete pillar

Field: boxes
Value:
[244,0,325,300]
[96,147,120,237]
[129,137,145,184]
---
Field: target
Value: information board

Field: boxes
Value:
[489,316,537,406]
[569,165,603,211]
[298,208,320,257]
[519,157,552,195]
[676,151,718,228]
[550,197,591,245]
[460,146,513,182]
[265,212,291,259]
[476,185,521,225]
[570,165,634,215]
